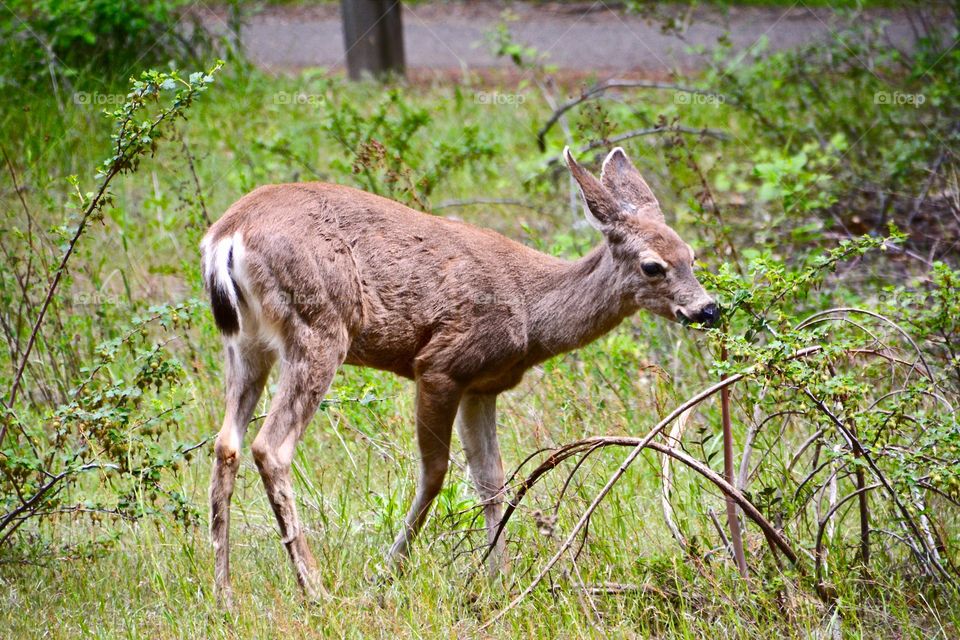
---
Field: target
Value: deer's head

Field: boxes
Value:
[564,146,718,327]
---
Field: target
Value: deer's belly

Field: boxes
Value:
[344,333,419,379]
[465,365,529,394]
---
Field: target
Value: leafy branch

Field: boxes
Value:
[4,62,222,427]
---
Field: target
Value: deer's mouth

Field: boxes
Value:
[674,303,720,328]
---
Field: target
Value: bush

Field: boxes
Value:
[0,0,214,88]
[0,63,221,555]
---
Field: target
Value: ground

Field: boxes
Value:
[196,2,922,75]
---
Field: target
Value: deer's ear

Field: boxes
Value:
[600,147,664,223]
[563,147,622,232]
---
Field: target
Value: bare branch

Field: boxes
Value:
[536,80,725,150]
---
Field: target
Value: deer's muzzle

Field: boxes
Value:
[676,302,719,327]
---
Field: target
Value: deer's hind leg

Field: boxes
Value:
[211,338,275,606]
[251,321,348,599]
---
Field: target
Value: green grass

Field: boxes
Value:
[4,359,955,639]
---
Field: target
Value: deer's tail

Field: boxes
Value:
[201,233,243,336]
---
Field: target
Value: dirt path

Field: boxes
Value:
[201,3,923,76]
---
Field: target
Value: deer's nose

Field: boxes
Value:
[675,303,719,327]
[697,303,719,327]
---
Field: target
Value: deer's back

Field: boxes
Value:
[205,183,554,387]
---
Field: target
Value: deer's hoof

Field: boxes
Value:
[215,585,235,613]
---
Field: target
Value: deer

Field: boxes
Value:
[200,146,718,604]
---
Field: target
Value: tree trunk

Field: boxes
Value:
[341,0,406,80]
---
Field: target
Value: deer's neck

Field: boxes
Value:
[527,243,635,358]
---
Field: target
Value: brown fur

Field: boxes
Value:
[201,147,715,603]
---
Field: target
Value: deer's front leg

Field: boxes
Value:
[456,393,507,576]
[388,372,463,564]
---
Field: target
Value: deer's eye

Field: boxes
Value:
[641,262,666,277]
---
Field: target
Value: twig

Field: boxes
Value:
[661,407,694,550]
[739,409,802,487]
[535,76,578,221]
[0,462,118,547]
[179,133,211,226]
[707,507,734,564]
[481,436,801,630]
[682,143,743,269]
[554,126,730,166]
[796,308,934,382]
[569,560,602,625]
[544,126,730,173]
[537,80,724,150]
[802,389,954,584]
[815,483,880,598]
[911,485,943,567]
[4,167,118,419]
[0,144,37,365]
[720,344,748,578]
[907,127,952,226]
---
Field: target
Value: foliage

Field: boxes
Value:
[702,232,960,587]
[487,10,549,71]
[0,0,218,89]
[880,262,960,393]
[0,63,222,553]
[0,304,204,551]
[320,87,498,208]
[701,11,960,249]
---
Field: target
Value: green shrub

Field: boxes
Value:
[0,63,221,555]
[0,0,214,88]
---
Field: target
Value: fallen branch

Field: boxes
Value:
[482,346,829,629]
[485,346,823,571]
[481,435,801,630]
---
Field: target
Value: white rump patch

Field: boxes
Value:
[212,236,240,309]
